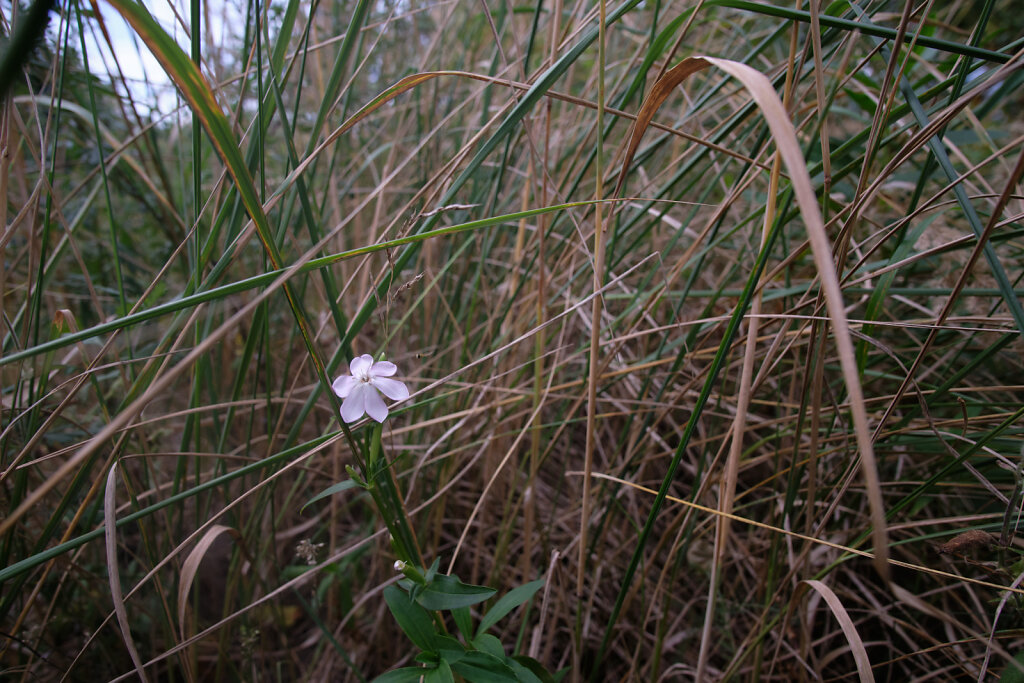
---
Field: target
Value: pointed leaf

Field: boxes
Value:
[425,557,441,584]
[476,579,544,637]
[414,574,495,611]
[301,480,360,512]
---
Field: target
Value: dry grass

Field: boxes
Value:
[2,0,1024,680]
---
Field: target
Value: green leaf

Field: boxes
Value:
[471,633,504,658]
[429,659,456,683]
[506,658,545,683]
[414,574,496,611]
[843,88,877,115]
[510,656,555,683]
[301,480,360,512]
[450,651,518,683]
[373,666,433,683]
[1002,651,1024,683]
[434,635,468,664]
[452,606,474,640]
[476,579,544,637]
[384,585,438,652]
[425,557,441,584]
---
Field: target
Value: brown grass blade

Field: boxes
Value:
[104,463,151,683]
[614,55,889,579]
[794,579,874,682]
[176,524,239,641]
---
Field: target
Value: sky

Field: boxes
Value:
[75,0,239,118]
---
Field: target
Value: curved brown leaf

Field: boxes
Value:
[615,56,888,579]
[795,579,874,682]
[177,524,241,640]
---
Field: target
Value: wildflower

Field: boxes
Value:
[332,354,410,423]
[394,560,407,572]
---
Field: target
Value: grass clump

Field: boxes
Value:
[2,0,1024,680]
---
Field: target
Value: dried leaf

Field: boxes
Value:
[938,530,997,557]
[615,55,888,579]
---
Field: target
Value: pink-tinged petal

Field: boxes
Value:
[372,360,397,377]
[341,384,370,423]
[332,375,357,398]
[363,388,388,422]
[372,377,409,401]
[350,354,374,376]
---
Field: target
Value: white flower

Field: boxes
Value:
[332,354,410,423]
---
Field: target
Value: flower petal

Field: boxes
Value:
[350,354,374,376]
[363,387,388,422]
[332,375,357,398]
[341,384,370,423]
[372,377,409,401]
[371,360,397,377]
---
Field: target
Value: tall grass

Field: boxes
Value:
[2,0,1024,679]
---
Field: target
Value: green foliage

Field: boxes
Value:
[379,566,549,683]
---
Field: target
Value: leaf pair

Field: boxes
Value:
[379,569,552,683]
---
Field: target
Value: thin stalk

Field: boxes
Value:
[579,0,606,604]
